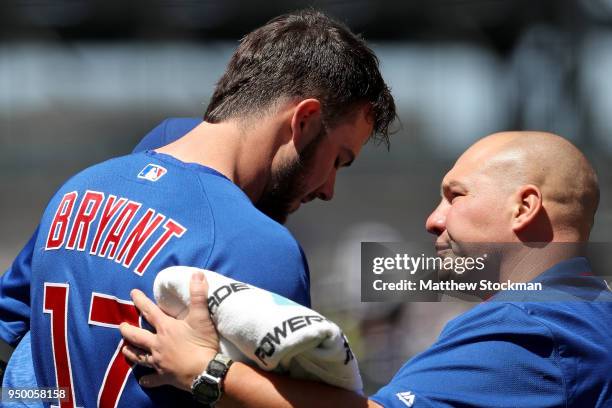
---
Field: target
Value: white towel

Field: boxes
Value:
[153,266,363,392]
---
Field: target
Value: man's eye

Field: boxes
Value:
[450,192,464,202]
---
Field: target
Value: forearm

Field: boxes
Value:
[121,281,380,407]
[218,362,377,408]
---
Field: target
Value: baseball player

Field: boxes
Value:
[0,10,396,408]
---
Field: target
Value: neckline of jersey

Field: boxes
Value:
[145,150,231,182]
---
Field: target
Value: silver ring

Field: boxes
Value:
[143,353,152,365]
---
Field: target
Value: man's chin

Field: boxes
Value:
[436,266,454,283]
[267,201,302,224]
[264,209,289,224]
[435,253,472,283]
[275,213,289,225]
[288,201,301,214]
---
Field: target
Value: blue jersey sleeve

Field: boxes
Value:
[0,228,38,346]
[370,303,564,408]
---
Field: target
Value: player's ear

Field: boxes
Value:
[290,99,323,153]
[511,184,543,233]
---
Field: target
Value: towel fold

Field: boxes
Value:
[153,266,363,392]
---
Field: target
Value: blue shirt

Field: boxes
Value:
[1,118,310,407]
[371,257,612,408]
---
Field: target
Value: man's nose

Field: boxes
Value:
[314,170,337,201]
[426,201,447,236]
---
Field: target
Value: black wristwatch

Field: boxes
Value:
[191,353,233,406]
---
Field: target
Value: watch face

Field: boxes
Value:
[192,354,232,404]
[193,375,220,402]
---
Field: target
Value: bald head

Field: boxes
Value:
[457,131,599,240]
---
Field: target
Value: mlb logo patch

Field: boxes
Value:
[138,164,167,182]
[396,391,415,407]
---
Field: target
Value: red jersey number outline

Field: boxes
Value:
[43,283,141,408]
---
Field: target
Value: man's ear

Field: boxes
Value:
[511,185,543,233]
[290,99,323,153]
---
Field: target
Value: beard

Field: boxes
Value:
[255,130,326,224]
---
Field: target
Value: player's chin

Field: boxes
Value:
[265,207,291,225]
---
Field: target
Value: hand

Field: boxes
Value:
[119,271,220,391]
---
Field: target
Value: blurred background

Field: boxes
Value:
[1,0,611,394]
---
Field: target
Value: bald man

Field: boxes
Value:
[119,131,612,407]
[426,131,601,293]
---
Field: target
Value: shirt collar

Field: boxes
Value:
[531,256,592,284]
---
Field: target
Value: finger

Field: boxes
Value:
[121,343,154,368]
[139,373,171,388]
[189,271,209,311]
[119,322,156,351]
[121,343,140,365]
[186,272,213,327]
[130,289,166,328]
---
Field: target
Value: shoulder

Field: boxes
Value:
[54,152,147,182]
[371,302,566,408]
[198,172,301,254]
[439,301,546,338]
[199,177,310,305]
[447,299,612,358]
[40,155,136,206]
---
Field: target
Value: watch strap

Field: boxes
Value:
[191,353,233,405]
[207,353,233,378]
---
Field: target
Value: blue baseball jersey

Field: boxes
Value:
[0,117,310,346]
[1,118,311,407]
[29,152,309,407]
[371,257,612,408]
